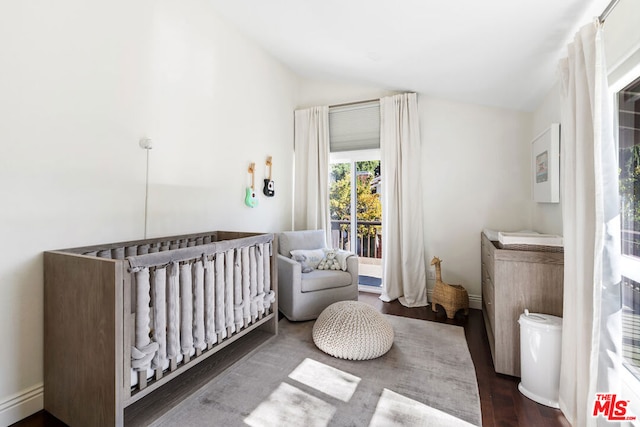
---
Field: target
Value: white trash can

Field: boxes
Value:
[518,309,562,408]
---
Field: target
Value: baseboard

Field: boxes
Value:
[427,290,482,311]
[358,285,382,294]
[0,383,43,426]
[468,293,482,310]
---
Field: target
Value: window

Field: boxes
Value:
[328,101,382,291]
[617,76,640,382]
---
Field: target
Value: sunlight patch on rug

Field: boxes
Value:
[369,388,476,427]
[244,382,335,427]
[288,358,360,403]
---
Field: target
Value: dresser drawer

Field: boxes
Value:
[482,274,495,333]
[481,237,495,280]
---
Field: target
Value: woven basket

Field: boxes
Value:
[432,282,469,319]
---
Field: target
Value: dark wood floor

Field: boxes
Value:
[13,292,569,427]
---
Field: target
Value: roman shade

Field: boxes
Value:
[329,101,380,152]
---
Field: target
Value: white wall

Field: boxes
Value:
[420,97,532,300]
[142,1,296,236]
[0,0,297,423]
[530,83,563,235]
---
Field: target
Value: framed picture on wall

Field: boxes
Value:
[532,123,560,203]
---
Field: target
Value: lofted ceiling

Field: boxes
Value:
[209,0,611,111]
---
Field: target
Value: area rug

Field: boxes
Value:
[153,315,482,426]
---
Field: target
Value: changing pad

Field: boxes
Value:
[482,228,500,241]
[498,232,563,247]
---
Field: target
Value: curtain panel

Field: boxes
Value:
[379,93,428,307]
[558,20,622,427]
[293,106,331,244]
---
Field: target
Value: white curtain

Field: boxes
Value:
[558,20,622,427]
[379,93,427,307]
[293,107,331,243]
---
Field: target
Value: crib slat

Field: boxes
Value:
[179,263,194,359]
[112,247,125,260]
[125,246,137,257]
[204,258,216,345]
[225,249,235,335]
[132,268,157,391]
[241,247,251,325]
[233,249,243,331]
[256,244,265,317]
[263,243,273,313]
[97,249,111,259]
[192,260,206,351]
[166,263,180,361]
[214,253,226,341]
[151,267,167,371]
[249,246,258,323]
[133,269,153,367]
[138,372,147,390]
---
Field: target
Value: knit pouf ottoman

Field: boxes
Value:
[312,301,394,360]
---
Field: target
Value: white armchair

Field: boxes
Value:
[277,230,358,321]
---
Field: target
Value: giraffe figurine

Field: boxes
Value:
[430,256,469,319]
[431,256,444,284]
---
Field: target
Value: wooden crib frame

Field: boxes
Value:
[44,231,277,426]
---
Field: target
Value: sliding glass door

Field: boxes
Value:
[329,150,382,291]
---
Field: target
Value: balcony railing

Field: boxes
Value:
[622,228,640,257]
[330,220,382,259]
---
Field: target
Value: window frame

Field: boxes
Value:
[610,60,640,419]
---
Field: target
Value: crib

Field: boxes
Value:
[44,231,277,426]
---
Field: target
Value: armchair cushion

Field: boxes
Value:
[300,270,353,292]
[279,230,326,257]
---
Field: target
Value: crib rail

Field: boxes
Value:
[123,234,275,394]
[75,231,221,259]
